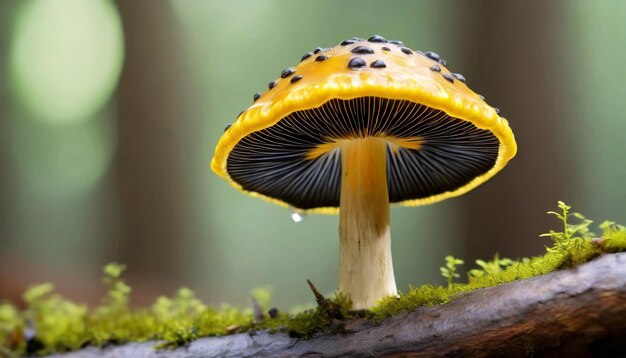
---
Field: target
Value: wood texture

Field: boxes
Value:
[53,252,626,358]
[114,1,188,289]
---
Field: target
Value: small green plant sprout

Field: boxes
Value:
[469,254,515,278]
[88,263,133,346]
[440,255,464,289]
[102,263,131,307]
[540,201,595,250]
[251,286,272,312]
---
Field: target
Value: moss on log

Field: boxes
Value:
[50,252,626,358]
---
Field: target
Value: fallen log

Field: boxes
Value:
[52,252,626,357]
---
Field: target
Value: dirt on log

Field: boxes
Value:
[52,252,626,358]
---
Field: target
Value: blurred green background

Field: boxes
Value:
[1,0,625,309]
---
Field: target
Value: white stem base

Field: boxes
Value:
[338,137,397,310]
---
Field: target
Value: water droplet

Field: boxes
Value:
[291,211,305,223]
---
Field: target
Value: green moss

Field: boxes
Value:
[371,285,451,320]
[1,201,626,355]
[370,201,625,320]
[21,283,88,354]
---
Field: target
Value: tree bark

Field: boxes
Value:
[114,1,188,294]
[457,1,572,261]
[53,252,626,358]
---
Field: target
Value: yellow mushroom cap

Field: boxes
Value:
[212,36,517,214]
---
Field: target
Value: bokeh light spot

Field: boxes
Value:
[9,0,124,125]
[11,112,117,198]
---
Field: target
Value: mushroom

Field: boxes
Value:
[212,35,517,309]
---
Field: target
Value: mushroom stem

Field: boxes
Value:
[339,137,397,309]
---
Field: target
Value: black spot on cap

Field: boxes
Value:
[224,124,232,132]
[478,94,485,101]
[368,35,387,43]
[370,59,386,68]
[348,57,367,69]
[494,107,501,115]
[451,73,466,83]
[253,93,261,102]
[340,39,355,46]
[237,111,244,117]
[423,51,447,66]
[280,68,295,79]
[389,40,404,46]
[301,52,313,61]
[381,46,391,51]
[315,55,328,62]
[424,51,441,62]
[442,73,454,83]
[351,46,375,54]
[290,75,303,83]
[313,47,323,54]
[401,47,413,55]
[268,81,277,89]
[429,64,441,72]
